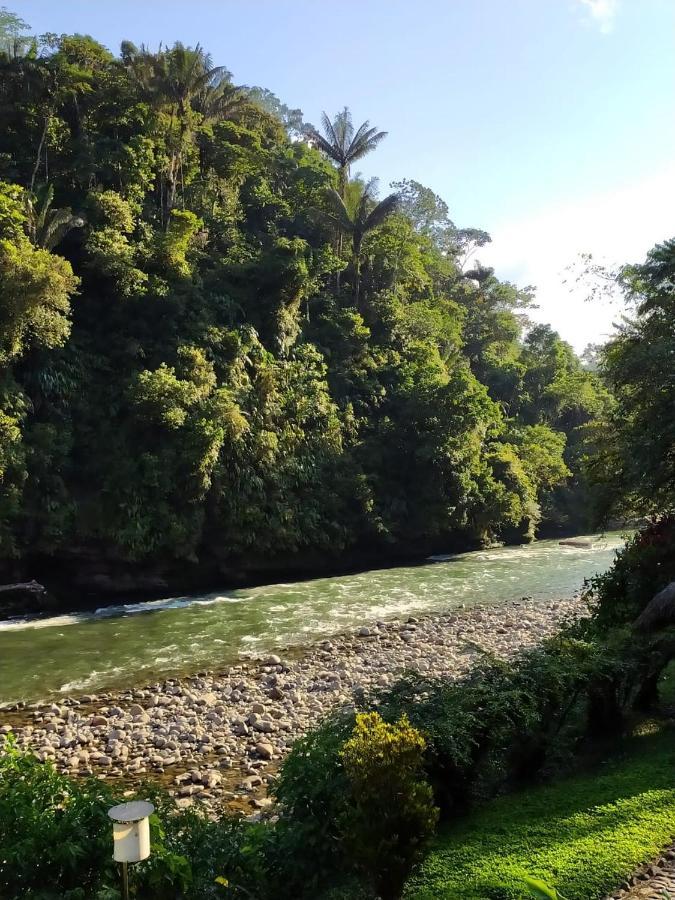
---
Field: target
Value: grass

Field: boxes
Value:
[404,721,675,900]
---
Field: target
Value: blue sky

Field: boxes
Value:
[11,0,675,348]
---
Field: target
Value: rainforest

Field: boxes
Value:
[0,32,613,602]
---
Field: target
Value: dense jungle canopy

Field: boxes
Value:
[0,31,618,588]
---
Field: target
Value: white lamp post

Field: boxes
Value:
[108,800,155,900]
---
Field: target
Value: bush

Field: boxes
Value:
[0,736,269,899]
[340,712,438,900]
[373,633,635,813]
[0,734,119,898]
[269,709,356,897]
[586,516,675,630]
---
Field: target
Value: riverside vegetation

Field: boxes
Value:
[1,11,675,900]
[0,22,611,601]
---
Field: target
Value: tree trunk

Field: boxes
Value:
[353,236,363,309]
[30,114,50,192]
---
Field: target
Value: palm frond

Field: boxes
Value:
[320,110,342,153]
[363,191,400,232]
[306,129,344,164]
[347,126,388,163]
[319,188,354,233]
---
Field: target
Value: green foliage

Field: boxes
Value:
[0,29,606,578]
[586,517,675,629]
[589,239,675,520]
[403,724,675,899]
[270,710,355,896]
[0,736,273,899]
[522,875,568,900]
[0,734,119,897]
[340,712,439,899]
[0,219,79,364]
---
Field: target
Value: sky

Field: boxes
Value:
[10,0,675,350]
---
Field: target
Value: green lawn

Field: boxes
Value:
[404,723,675,900]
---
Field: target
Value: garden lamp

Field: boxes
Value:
[108,800,154,900]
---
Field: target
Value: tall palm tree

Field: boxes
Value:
[125,43,230,224]
[306,108,387,198]
[321,179,400,308]
[23,183,84,251]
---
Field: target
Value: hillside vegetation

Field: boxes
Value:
[0,32,607,593]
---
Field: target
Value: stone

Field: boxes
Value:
[263,655,282,666]
[241,775,262,791]
[255,741,274,760]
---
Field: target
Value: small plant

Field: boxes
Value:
[340,711,439,900]
[523,875,569,899]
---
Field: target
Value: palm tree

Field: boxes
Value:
[24,183,84,251]
[306,107,387,198]
[125,43,230,224]
[321,179,400,308]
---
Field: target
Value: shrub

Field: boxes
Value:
[268,708,366,898]
[0,736,269,899]
[339,712,438,900]
[0,734,119,898]
[586,517,675,630]
[373,634,630,813]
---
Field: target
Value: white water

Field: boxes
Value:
[0,533,626,704]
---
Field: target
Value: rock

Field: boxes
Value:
[254,720,274,733]
[255,741,274,760]
[357,626,371,637]
[241,775,263,791]
[263,655,282,666]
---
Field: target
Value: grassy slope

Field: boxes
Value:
[404,723,675,900]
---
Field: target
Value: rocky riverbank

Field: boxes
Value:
[0,595,585,816]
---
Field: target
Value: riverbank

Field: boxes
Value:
[0,595,585,815]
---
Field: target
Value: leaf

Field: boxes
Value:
[523,875,560,899]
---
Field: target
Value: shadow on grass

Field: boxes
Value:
[404,724,675,900]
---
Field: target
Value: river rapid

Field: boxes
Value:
[0,533,626,705]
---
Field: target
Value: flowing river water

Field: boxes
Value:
[0,533,627,705]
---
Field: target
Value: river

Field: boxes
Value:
[0,532,626,705]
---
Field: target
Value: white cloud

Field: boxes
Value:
[577,0,619,33]
[477,161,675,351]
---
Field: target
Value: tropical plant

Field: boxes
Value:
[23,182,84,250]
[321,178,400,305]
[523,875,569,899]
[306,106,387,197]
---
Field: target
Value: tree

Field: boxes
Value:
[589,238,675,520]
[23,183,84,250]
[306,107,386,198]
[125,42,230,223]
[321,179,400,307]
[0,25,606,585]
[0,5,29,53]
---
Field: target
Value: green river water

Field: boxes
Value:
[0,533,627,705]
